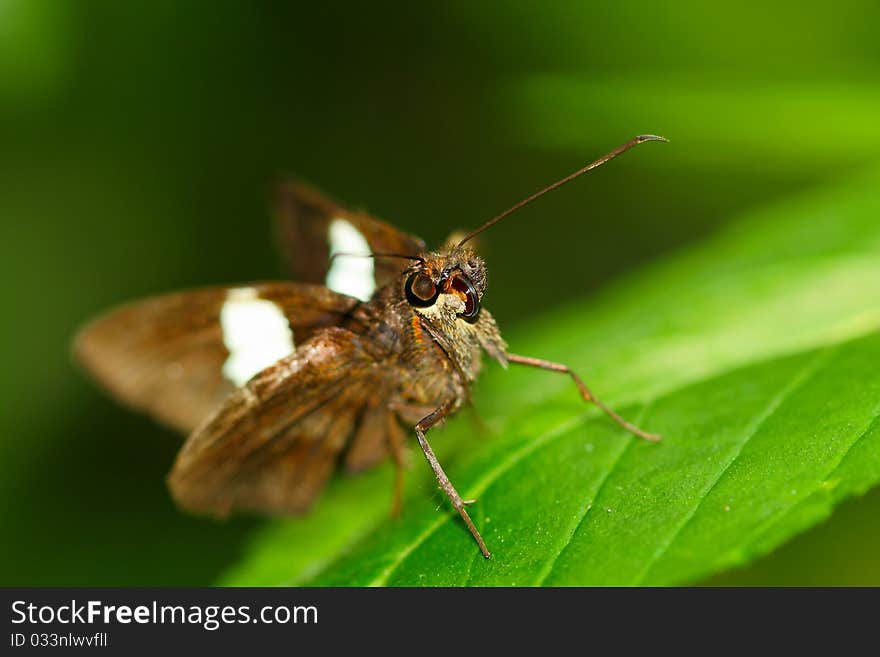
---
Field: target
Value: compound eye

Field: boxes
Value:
[405,273,439,307]
[450,275,480,322]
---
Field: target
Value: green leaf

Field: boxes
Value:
[222,168,880,586]
[497,74,880,173]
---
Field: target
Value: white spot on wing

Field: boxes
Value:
[325,218,375,301]
[220,287,295,386]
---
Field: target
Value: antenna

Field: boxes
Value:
[456,134,668,248]
[328,252,425,266]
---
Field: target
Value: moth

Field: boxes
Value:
[75,135,666,558]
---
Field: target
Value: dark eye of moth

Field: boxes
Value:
[450,275,480,323]
[405,273,440,307]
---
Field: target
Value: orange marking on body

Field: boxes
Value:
[411,315,425,346]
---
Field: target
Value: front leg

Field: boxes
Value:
[415,399,491,559]
[507,353,661,442]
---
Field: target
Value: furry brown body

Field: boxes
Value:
[345,246,506,424]
[163,244,510,549]
[75,136,665,558]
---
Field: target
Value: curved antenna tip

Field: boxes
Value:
[456,133,670,247]
[637,134,669,143]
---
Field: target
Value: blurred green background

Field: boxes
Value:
[3,0,880,585]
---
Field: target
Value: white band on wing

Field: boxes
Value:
[325,218,376,301]
[220,287,295,386]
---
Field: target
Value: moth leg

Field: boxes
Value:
[387,413,407,518]
[507,353,661,442]
[415,401,491,559]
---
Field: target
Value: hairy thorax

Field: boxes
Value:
[343,255,508,421]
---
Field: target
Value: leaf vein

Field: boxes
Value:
[737,396,880,560]
[632,346,835,585]
[533,407,650,585]
[367,414,585,586]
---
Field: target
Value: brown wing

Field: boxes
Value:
[274,180,425,296]
[74,282,359,434]
[168,327,396,516]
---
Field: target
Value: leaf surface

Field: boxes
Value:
[222,169,880,586]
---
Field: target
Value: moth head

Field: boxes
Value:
[403,247,485,323]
